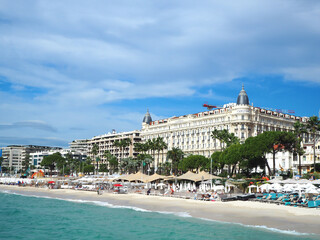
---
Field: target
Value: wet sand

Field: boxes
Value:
[1,185,319,235]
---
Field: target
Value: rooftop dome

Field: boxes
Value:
[237,84,249,105]
[143,109,152,124]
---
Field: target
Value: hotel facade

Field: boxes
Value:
[141,86,311,172]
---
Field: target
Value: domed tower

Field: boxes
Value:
[237,84,249,105]
[142,109,152,124]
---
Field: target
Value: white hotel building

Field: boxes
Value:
[141,86,310,172]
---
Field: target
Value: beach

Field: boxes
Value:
[1,185,319,235]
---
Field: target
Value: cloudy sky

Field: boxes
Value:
[0,0,320,147]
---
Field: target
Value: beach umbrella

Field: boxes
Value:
[312,179,320,184]
[48,181,55,184]
[306,188,319,194]
[267,178,282,184]
[114,184,123,187]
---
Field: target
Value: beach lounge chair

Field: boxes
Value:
[308,200,320,208]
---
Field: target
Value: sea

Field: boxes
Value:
[0,190,318,240]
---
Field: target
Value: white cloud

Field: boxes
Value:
[0,0,320,147]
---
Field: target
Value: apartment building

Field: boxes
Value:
[30,148,87,169]
[0,145,62,172]
[87,130,142,166]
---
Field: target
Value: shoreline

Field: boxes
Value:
[1,185,319,235]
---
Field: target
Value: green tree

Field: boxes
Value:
[104,150,118,174]
[83,164,95,174]
[211,129,239,150]
[220,144,244,175]
[136,153,153,174]
[167,147,184,175]
[179,155,209,173]
[40,152,65,176]
[91,144,99,175]
[306,116,320,173]
[113,138,132,173]
[155,137,168,172]
[22,154,30,175]
[250,131,296,175]
[99,164,108,172]
[243,136,271,175]
[294,121,307,175]
[211,151,223,174]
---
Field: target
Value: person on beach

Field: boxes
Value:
[147,188,151,195]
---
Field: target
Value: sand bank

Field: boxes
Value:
[1,185,319,235]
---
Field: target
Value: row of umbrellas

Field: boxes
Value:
[267,178,320,184]
[115,171,222,183]
[249,182,320,194]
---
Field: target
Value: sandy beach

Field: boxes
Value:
[1,185,319,235]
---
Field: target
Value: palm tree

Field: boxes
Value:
[155,137,167,173]
[91,144,99,175]
[306,116,320,173]
[113,138,132,173]
[167,147,184,176]
[120,138,132,159]
[294,121,307,175]
[104,151,118,175]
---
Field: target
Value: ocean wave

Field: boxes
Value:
[157,210,192,218]
[198,217,312,236]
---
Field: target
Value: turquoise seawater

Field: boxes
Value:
[0,191,317,240]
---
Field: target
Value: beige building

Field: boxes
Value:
[87,130,142,166]
[141,86,309,170]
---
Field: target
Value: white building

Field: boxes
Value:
[298,141,320,173]
[141,86,310,172]
[69,139,89,154]
[30,149,87,169]
[0,145,62,173]
[0,146,24,172]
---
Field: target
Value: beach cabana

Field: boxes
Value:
[145,173,167,183]
[248,185,259,193]
[115,174,130,181]
[176,171,199,181]
[194,171,222,182]
[125,171,149,183]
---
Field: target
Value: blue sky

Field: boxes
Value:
[0,0,320,147]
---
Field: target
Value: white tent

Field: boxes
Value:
[259,184,271,192]
[248,185,258,193]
